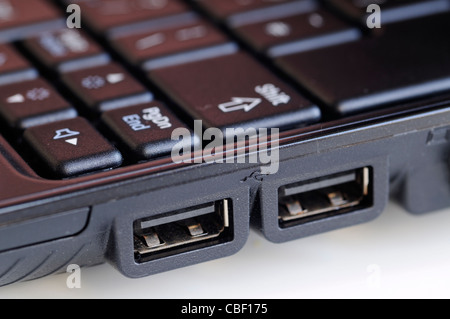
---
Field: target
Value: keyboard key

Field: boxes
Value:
[197,0,317,26]
[197,0,301,19]
[102,102,195,159]
[150,52,321,136]
[0,0,64,42]
[197,0,297,16]
[327,0,450,25]
[234,9,360,57]
[23,117,123,177]
[62,63,153,112]
[23,29,110,73]
[112,19,235,70]
[276,12,450,115]
[0,78,77,129]
[0,44,37,85]
[70,0,189,34]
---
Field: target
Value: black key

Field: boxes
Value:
[24,29,110,73]
[276,12,450,115]
[62,63,153,112]
[0,0,64,42]
[197,0,298,18]
[69,0,190,34]
[23,117,123,177]
[102,102,196,159]
[112,19,236,70]
[326,0,450,25]
[0,43,37,85]
[0,78,76,129]
[197,0,317,26]
[234,9,360,57]
[150,52,320,137]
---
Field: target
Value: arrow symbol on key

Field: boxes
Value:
[218,97,262,113]
[65,138,78,146]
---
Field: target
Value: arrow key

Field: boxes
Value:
[24,117,123,177]
[0,78,77,129]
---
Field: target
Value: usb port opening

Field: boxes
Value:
[278,167,372,228]
[134,199,233,263]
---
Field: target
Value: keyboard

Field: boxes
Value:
[0,0,450,286]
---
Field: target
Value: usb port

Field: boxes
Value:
[278,167,372,227]
[134,199,232,263]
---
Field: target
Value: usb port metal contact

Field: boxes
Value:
[134,200,232,263]
[278,167,372,227]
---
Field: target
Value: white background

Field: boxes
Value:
[1,201,450,299]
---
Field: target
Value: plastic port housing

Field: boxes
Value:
[278,167,372,228]
[133,199,233,263]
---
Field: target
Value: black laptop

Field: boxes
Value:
[0,0,449,287]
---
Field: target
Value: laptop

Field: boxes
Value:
[0,0,449,287]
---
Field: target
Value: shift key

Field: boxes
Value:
[149,52,321,137]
